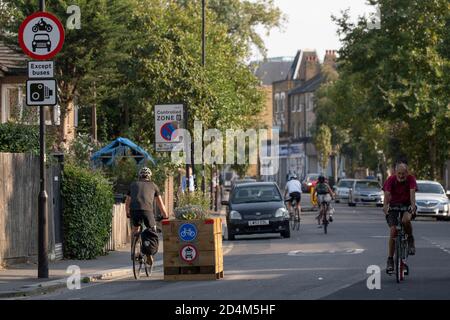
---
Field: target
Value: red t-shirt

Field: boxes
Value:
[382,175,417,205]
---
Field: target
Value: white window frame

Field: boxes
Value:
[1,83,25,123]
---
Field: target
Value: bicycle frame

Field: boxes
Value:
[389,207,410,282]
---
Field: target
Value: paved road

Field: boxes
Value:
[29,199,450,300]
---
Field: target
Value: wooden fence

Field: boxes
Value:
[104,204,131,252]
[0,153,58,267]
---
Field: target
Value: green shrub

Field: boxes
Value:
[62,164,114,259]
[0,123,39,154]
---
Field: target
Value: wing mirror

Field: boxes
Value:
[446,190,450,199]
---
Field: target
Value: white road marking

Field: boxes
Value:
[288,248,365,256]
[422,237,450,256]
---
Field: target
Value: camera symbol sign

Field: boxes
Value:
[26,79,57,106]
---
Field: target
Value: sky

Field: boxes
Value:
[252,0,378,61]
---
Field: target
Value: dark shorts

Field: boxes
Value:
[289,192,301,203]
[385,209,411,228]
[131,210,155,228]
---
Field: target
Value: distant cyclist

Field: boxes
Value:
[383,162,417,273]
[284,174,302,215]
[125,167,169,264]
[313,175,335,227]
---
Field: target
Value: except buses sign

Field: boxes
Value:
[155,104,184,152]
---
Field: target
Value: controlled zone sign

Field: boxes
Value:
[19,11,65,60]
[155,104,184,152]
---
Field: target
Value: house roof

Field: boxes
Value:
[0,41,28,77]
[288,73,324,95]
[253,57,294,85]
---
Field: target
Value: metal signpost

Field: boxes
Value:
[18,0,65,278]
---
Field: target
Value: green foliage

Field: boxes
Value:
[314,125,332,172]
[0,123,39,154]
[174,205,210,220]
[65,133,98,168]
[61,164,114,260]
[319,0,450,179]
[102,157,139,195]
[176,191,210,212]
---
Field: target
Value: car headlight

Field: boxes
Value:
[275,208,289,218]
[230,211,242,220]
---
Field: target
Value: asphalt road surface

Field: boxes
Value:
[29,197,450,300]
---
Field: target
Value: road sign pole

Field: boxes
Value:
[38,0,49,279]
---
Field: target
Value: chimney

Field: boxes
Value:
[305,54,320,81]
[324,50,337,68]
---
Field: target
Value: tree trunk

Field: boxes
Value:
[429,132,437,180]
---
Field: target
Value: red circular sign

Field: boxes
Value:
[18,12,65,60]
[180,244,198,263]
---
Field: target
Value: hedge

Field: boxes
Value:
[0,123,39,154]
[62,164,114,259]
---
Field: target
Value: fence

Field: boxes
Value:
[104,204,131,252]
[0,153,59,267]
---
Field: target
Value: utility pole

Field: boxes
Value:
[92,81,97,142]
[201,0,206,194]
[38,0,49,279]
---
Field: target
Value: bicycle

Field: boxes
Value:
[317,194,333,234]
[286,197,301,231]
[387,206,411,283]
[131,223,155,280]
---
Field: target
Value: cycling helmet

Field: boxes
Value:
[138,167,152,180]
[290,174,298,180]
[318,175,325,183]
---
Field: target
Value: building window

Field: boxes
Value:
[274,93,280,113]
[298,123,302,138]
[307,93,314,111]
[281,93,286,112]
[1,84,55,125]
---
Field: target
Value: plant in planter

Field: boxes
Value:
[174,191,211,220]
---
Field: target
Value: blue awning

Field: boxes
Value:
[90,137,156,166]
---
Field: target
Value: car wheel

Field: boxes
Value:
[348,202,356,207]
[376,204,383,208]
[281,229,290,238]
[227,229,235,241]
[335,200,340,203]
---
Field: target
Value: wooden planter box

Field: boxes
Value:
[162,218,224,281]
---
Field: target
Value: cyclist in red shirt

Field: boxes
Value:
[382,162,417,273]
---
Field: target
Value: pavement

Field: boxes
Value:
[0,209,230,299]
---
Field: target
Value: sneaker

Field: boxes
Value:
[408,237,416,255]
[329,216,333,222]
[386,257,394,273]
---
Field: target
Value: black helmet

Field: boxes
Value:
[290,174,298,180]
[318,175,325,183]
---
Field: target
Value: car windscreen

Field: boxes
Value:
[231,185,282,204]
[355,181,380,191]
[225,172,233,180]
[34,35,49,40]
[337,180,353,188]
[417,183,444,194]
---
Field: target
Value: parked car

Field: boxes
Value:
[415,180,450,220]
[333,179,356,203]
[301,173,320,193]
[348,179,384,207]
[221,182,290,240]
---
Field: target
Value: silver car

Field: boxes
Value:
[416,180,450,220]
[333,179,356,203]
[348,179,384,207]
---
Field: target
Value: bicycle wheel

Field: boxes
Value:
[395,235,402,283]
[289,209,296,231]
[323,217,328,234]
[132,234,143,279]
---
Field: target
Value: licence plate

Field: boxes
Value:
[248,220,270,226]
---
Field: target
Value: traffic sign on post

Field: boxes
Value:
[28,61,54,78]
[26,79,57,106]
[18,11,65,60]
[155,104,184,152]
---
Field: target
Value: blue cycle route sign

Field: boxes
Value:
[179,223,198,242]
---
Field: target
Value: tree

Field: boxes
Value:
[326,0,450,180]
[314,125,332,174]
